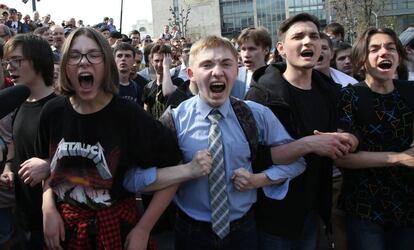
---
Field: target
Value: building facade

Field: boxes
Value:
[152,0,414,43]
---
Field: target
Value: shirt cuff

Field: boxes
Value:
[123,167,157,192]
[261,160,306,200]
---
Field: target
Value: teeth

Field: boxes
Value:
[211,82,224,86]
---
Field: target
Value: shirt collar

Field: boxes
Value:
[196,95,231,120]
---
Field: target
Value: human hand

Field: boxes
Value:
[0,170,13,188]
[302,130,352,159]
[124,225,149,250]
[43,205,65,250]
[232,168,256,192]
[397,147,414,168]
[18,157,50,187]
[314,130,359,152]
[162,53,172,69]
[189,149,212,178]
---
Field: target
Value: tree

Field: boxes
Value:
[168,5,191,38]
[328,0,384,42]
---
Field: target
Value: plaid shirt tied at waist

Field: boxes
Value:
[58,197,145,250]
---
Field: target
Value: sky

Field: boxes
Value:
[0,0,152,33]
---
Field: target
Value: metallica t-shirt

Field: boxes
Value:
[36,95,181,208]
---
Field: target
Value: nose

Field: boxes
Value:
[303,35,311,45]
[79,54,90,65]
[344,56,351,64]
[211,64,224,77]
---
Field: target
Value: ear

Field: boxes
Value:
[187,67,194,80]
[406,46,414,55]
[276,42,285,58]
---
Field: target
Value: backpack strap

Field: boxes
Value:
[230,96,258,163]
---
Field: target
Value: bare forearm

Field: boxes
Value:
[161,70,176,96]
[135,185,178,231]
[42,177,57,211]
[335,151,398,169]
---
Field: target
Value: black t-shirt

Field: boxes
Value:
[119,80,144,107]
[36,95,182,207]
[142,78,183,118]
[338,84,414,226]
[287,81,330,210]
[166,80,193,108]
[12,93,56,231]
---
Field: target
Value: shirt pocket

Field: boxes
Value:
[226,141,251,172]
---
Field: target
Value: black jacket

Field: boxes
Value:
[246,63,341,239]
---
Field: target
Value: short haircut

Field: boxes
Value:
[320,32,333,50]
[237,27,272,60]
[59,27,118,96]
[331,41,352,67]
[150,44,171,58]
[4,34,54,86]
[33,26,49,36]
[351,27,405,76]
[278,13,320,41]
[189,35,238,67]
[129,30,140,37]
[324,22,345,39]
[113,42,136,57]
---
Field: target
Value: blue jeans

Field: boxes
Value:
[0,207,13,246]
[174,209,258,250]
[258,211,320,250]
[346,215,414,250]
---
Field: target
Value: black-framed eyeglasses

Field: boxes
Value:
[67,51,104,65]
[2,58,26,68]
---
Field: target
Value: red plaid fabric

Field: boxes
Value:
[58,197,158,250]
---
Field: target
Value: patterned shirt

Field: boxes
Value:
[337,84,414,226]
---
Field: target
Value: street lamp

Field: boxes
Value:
[372,11,378,28]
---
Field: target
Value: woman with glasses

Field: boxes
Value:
[38,28,182,250]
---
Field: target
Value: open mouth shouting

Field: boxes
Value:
[210,82,226,93]
[78,72,94,90]
[377,60,393,70]
[300,49,314,59]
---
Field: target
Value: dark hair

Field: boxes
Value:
[332,42,352,68]
[237,27,272,61]
[352,27,406,76]
[150,44,171,57]
[113,42,136,57]
[4,34,54,86]
[320,32,333,50]
[278,13,320,41]
[324,22,345,40]
[129,30,140,37]
[143,43,154,67]
[33,26,49,36]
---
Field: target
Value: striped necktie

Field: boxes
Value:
[207,110,230,239]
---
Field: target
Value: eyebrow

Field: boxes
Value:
[369,41,396,48]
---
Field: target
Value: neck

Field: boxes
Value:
[156,74,163,85]
[248,62,266,73]
[189,81,198,95]
[26,78,54,102]
[283,64,313,89]
[365,75,394,94]
[319,67,331,77]
[70,92,113,114]
[119,72,130,84]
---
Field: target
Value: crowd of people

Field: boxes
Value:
[0,3,413,250]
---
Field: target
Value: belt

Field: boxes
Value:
[176,207,254,231]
